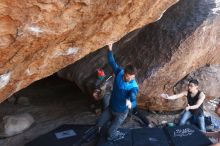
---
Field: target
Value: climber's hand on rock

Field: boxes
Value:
[108,42,113,51]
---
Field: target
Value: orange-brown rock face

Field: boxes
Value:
[0,0,179,102]
[58,0,220,111]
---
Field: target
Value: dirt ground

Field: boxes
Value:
[0,74,219,146]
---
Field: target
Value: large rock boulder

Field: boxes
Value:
[1,113,34,137]
[0,0,179,102]
[58,0,220,111]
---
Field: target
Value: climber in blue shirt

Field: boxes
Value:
[97,42,139,141]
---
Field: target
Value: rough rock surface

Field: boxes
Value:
[58,0,220,111]
[0,0,179,102]
[175,65,220,99]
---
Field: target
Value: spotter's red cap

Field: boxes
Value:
[97,69,105,77]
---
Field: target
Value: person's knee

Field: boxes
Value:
[179,121,185,126]
[118,113,128,124]
[179,118,187,125]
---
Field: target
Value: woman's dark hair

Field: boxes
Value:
[189,79,199,86]
[124,64,137,75]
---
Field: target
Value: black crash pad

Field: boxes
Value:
[132,128,170,146]
[165,125,212,146]
[25,124,212,146]
[97,125,212,146]
[97,128,169,146]
[25,124,96,146]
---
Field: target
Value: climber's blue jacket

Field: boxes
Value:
[108,51,138,113]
